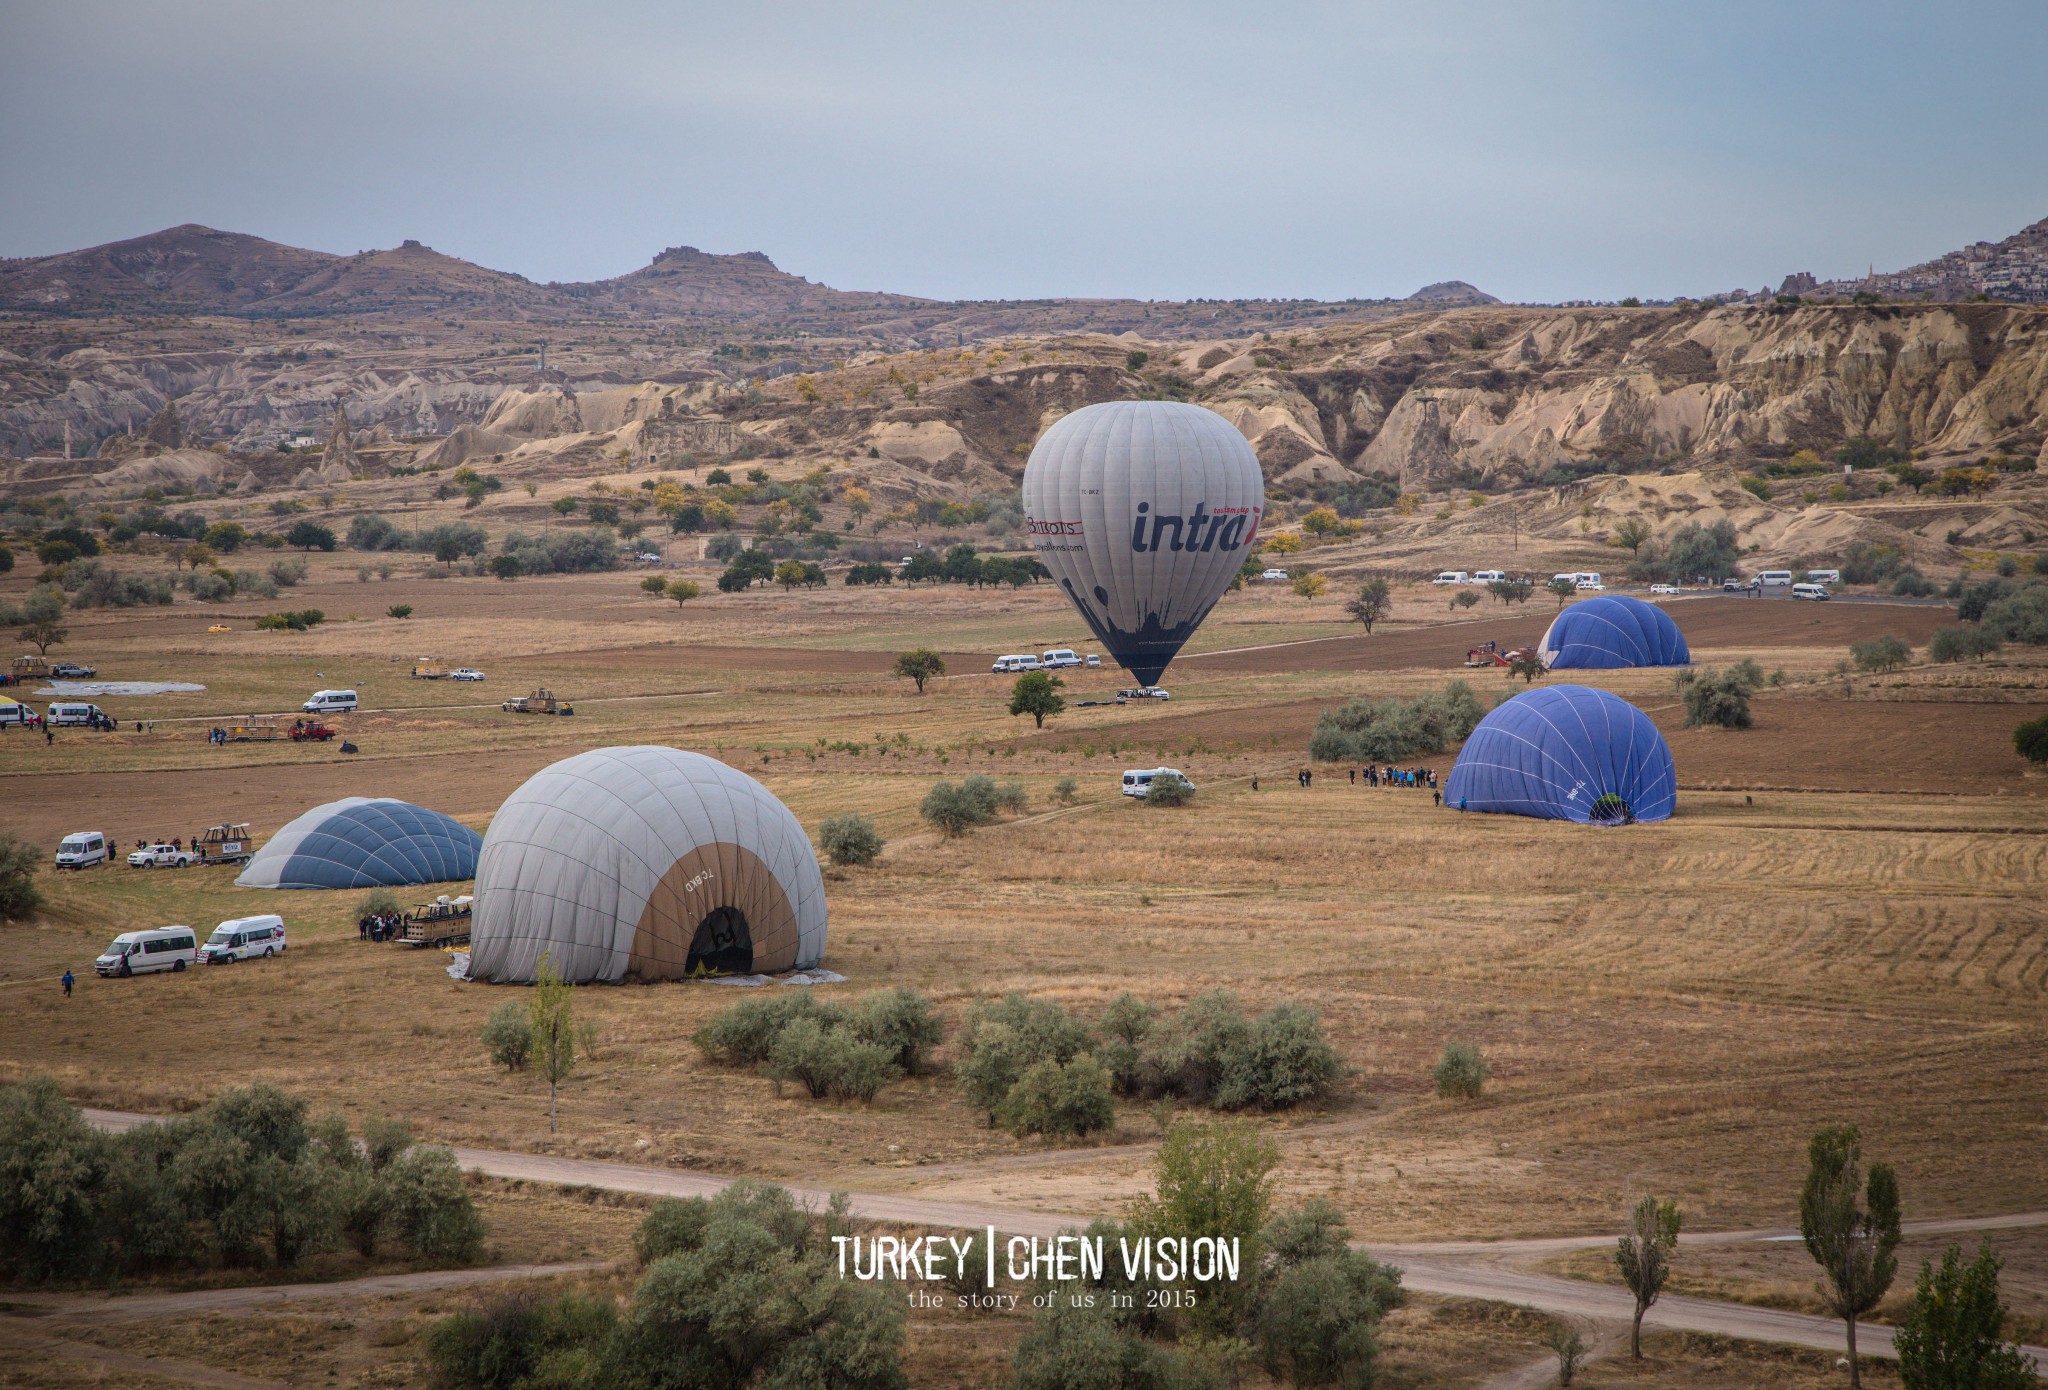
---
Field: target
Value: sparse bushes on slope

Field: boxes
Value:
[1930,626,2002,663]
[1851,635,1913,673]
[919,774,1025,836]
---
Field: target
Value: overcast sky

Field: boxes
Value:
[2,1,2043,304]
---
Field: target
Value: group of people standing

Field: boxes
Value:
[1263,765,1440,794]
[358,910,406,942]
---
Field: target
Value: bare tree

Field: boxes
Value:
[1800,1125,1901,1390]
[1615,1195,1681,1359]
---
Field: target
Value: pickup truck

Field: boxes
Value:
[128,844,197,868]
[51,662,98,679]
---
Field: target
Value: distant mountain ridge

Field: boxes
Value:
[0,224,1496,337]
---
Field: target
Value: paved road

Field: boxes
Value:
[78,1110,2048,1369]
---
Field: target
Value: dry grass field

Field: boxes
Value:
[3,551,2045,1384]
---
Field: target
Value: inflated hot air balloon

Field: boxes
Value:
[1021,401,1264,686]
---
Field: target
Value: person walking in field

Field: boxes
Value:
[61,969,74,998]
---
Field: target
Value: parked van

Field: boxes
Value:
[1432,571,1471,585]
[0,698,33,728]
[1470,570,1507,584]
[95,926,198,977]
[1084,654,1102,668]
[990,655,1043,674]
[1754,570,1794,589]
[302,689,358,713]
[1040,649,1082,669]
[1121,767,1195,798]
[1806,569,1842,584]
[1791,582,1832,601]
[198,914,288,964]
[55,831,109,870]
[46,701,109,727]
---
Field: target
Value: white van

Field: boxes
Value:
[991,655,1043,674]
[1791,582,1832,601]
[1805,569,1842,584]
[1122,767,1195,798]
[198,914,288,964]
[0,699,34,728]
[1470,570,1507,584]
[1754,570,1794,589]
[46,701,109,727]
[55,831,109,870]
[96,926,198,977]
[1040,649,1082,669]
[303,689,358,713]
[1432,570,1471,585]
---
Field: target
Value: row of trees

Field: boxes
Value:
[0,1079,483,1284]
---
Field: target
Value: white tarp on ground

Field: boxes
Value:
[36,681,205,697]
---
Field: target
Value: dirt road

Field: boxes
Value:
[79,1109,2048,1366]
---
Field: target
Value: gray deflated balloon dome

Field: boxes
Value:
[467,746,827,983]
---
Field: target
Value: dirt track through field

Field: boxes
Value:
[71,1110,2048,1366]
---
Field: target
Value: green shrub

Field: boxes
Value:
[765,1019,901,1101]
[996,1054,1117,1138]
[1434,1041,1490,1099]
[1053,776,1078,803]
[0,1077,112,1281]
[993,779,1029,813]
[1680,665,1756,728]
[850,986,945,1074]
[818,812,884,866]
[356,887,402,920]
[920,777,1001,835]
[955,993,1093,1120]
[1145,772,1196,806]
[1215,1003,1344,1111]
[1893,1240,2038,1390]
[634,1196,714,1265]
[0,832,45,922]
[268,556,309,587]
[1851,635,1913,673]
[386,604,413,619]
[381,1144,484,1264]
[1929,626,2002,663]
[1980,582,2048,644]
[690,991,846,1066]
[424,1289,619,1390]
[1309,680,1486,762]
[482,1001,532,1070]
[2016,715,2048,766]
[1254,1253,1395,1390]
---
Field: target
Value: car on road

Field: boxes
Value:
[302,689,358,713]
[1122,766,1195,798]
[1722,577,1745,591]
[992,654,1044,673]
[128,843,197,868]
[1432,570,1471,585]
[633,551,664,564]
[1574,578,1605,591]
[1649,583,1681,595]
[1806,569,1842,584]
[96,926,197,977]
[198,914,288,964]
[55,831,110,870]
[1116,687,1171,701]
[452,668,486,682]
[1470,570,1507,584]
[1791,582,1832,601]
[1084,654,1102,668]
[51,662,98,679]
[1040,649,1082,669]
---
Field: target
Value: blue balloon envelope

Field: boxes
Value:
[1444,686,1675,824]
[236,797,481,888]
[1540,595,1689,669]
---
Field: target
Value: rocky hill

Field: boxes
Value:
[0,224,1487,340]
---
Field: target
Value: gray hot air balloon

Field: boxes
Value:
[1021,401,1264,686]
